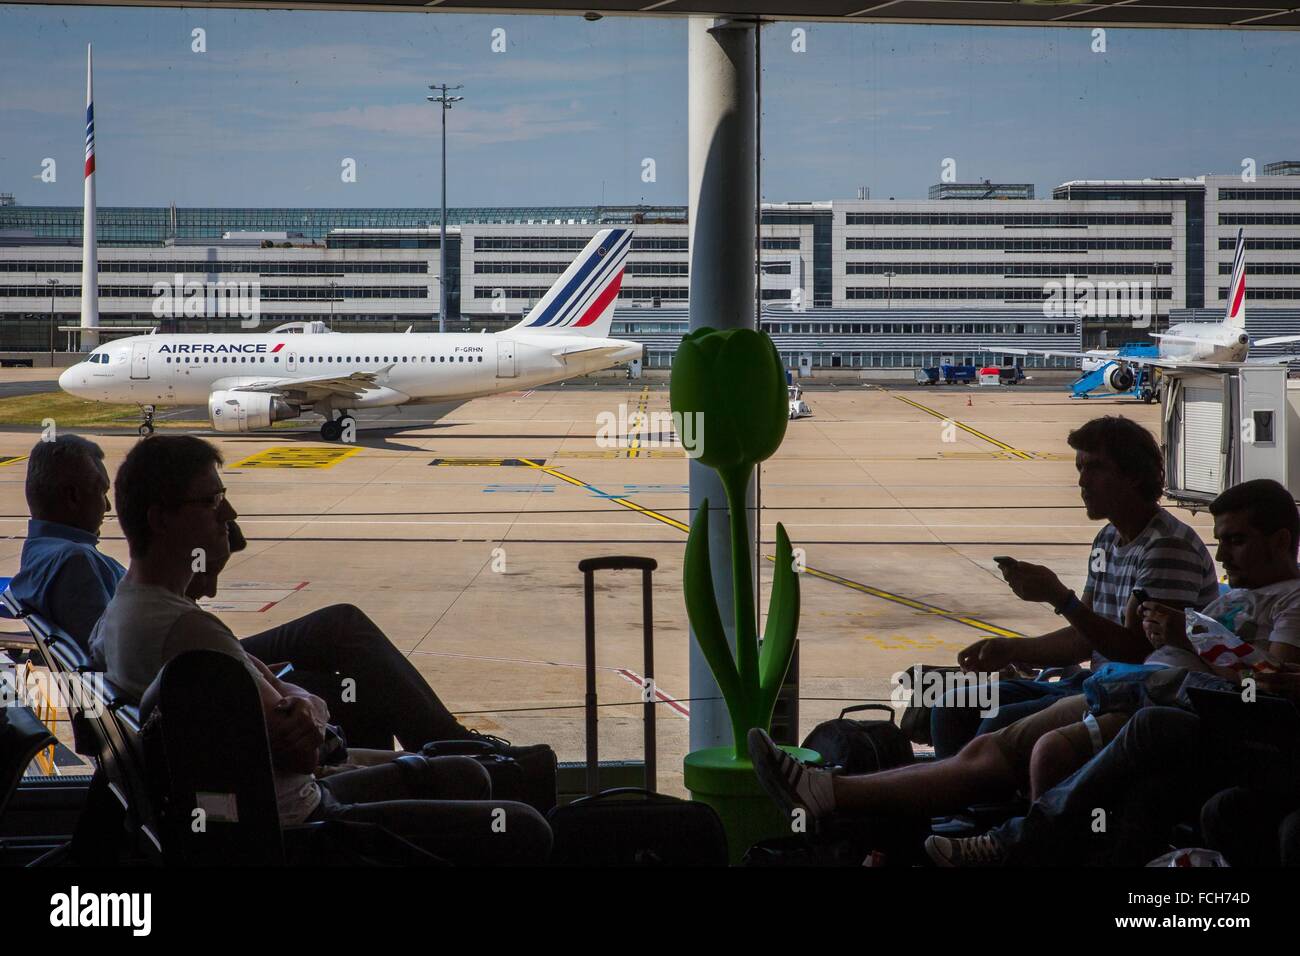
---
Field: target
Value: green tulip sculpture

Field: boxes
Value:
[671,326,800,758]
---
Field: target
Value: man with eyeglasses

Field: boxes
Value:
[87,435,551,862]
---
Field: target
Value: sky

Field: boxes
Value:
[2,5,1300,209]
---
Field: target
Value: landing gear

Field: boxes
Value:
[138,405,156,438]
[319,412,355,442]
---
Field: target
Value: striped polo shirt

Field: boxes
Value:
[1082,507,1219,667]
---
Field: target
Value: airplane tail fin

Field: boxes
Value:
[507,227,631,338]
[1224,227,1247,328]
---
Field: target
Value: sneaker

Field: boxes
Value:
[746,727,836,821]
[924,832,1006,867]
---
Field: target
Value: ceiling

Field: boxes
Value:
[8,1,1300,31]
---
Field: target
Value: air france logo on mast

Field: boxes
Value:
[151,274,263,329]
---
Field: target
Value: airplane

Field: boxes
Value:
[994,228,1300,396]
[58,228,643,439]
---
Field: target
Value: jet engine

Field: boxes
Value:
[208,390,300,433]
[1102,364,1136,393]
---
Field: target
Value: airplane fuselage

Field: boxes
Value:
[1154,320,1251,363]
[1081,320,1251,373]
[59,330,641,408]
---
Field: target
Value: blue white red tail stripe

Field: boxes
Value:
[84,103,95,178]
[525,228,631,329]
[1225,227,1246,327]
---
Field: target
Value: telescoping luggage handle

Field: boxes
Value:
[578,556,658,799]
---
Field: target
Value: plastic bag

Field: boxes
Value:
[1146,848,1229,868]
[1184,609,1278,674]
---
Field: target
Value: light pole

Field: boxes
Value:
[46,277,59,365]
[328,280,338,323]
[427,83,464,334]
[884,270,897,311]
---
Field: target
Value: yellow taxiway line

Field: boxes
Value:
[883,389,1035,461]
[522,458,1022,639]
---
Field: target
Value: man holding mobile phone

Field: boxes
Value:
[932,416,1218,756]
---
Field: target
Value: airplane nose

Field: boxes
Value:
[58,365,80,394]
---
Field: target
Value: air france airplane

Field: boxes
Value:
[59,229,641,439]
[997,229,1300,391]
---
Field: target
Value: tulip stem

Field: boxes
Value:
[720,463,760,733]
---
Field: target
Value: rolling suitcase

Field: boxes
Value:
[546,556,728,866]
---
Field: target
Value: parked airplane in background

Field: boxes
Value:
[59,229,641,439]
[997,229,1300,395]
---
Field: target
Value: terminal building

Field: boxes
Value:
[3,167,1300,372]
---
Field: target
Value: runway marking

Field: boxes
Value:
[615,667,690,719]
[626,385,650,459]
[552,449,685,460]
[198,580,307,613]
[0,456,27,467]
[519,459,1024,638]
[429,457,547,467]
[407,649,690,715]
[231,446,361,469]
[882,390,1035,460]
[484,484,555,494]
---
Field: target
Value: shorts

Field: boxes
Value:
[989,693,1130,776]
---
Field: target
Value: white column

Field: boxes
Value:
[687,17,756,752]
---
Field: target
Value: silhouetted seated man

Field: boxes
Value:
[931,416,1219,757]
[924,478,1300,866]
[747,479,1300,866]
[92,434,550,864]
[8,435,123,645]
[10,434,474,751]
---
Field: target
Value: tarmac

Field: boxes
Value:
[0,372,1211,794]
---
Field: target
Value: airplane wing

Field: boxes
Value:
[1245,353,1300,365]
[229,365,398,402]
[993,346,1210,371]
[1255,335,1300,347]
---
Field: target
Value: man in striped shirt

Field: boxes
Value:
[932,415,1219,755]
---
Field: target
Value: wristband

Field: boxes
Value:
[1052,590,1081,616]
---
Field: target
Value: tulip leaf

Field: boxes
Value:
[683,499,743,716]
[757,522,800,725]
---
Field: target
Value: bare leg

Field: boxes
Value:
[831,734,1017,816]
[1028,730,1085,801]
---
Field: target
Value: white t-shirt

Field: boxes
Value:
[1144,578,1300,669]
[90,582,322,824]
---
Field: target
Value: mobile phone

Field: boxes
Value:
[273,662,295,680]
[1132,588,1150,606]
